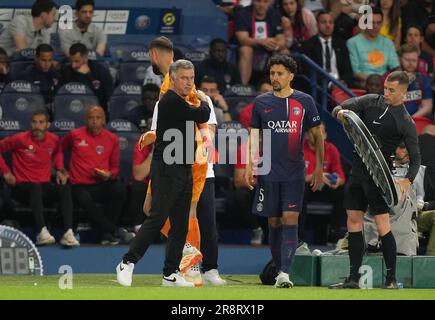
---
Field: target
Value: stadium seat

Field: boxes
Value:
[108,83,142,121]
[8,49,36,81]
[52,82,99,131]
[224,85,256,121]
[331,88,366,104]
[412,116,433,135]
[107,119,141,182]
[0,80,45,131]
[108,43,150,84]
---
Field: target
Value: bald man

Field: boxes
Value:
[62,106,134,245]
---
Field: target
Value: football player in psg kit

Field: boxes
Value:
[331,71,421,289]
[245,55,324,288]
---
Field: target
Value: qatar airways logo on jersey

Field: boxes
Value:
[267,120,299,133]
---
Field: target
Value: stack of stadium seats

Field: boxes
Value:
[107,83,142,122]
[109,43,150,85]
[52,82,99,131]
[0,80,45,135]
[223,84,256,121]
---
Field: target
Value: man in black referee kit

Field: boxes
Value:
[331,71,420,289]
[116,59,211,287]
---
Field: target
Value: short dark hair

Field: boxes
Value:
[69,43,88,56]
[406,25,424,37]
[210,38,227,49]
[173,47,184,61]
[32,110,50,122]
[36,43,54,56]
[386,71,409,86]
[316,10,332,23]
[149,36,173,52]
[267,54,297,74]
[256,77,271,91]
[142,83,159,94]
[75,0,94,10]
[371,7,383,20]
[31,0,57,18]
[200,75,218,86]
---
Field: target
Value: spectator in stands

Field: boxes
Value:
[301,122,346,244]
[195,38,241,93]
[278,0,318,53]
[128,137,153,233]
[20,44,62,106]
[402,0,433,38]
[239,78,272,128]
[0,0,57,56]
[405,26,433,77]
[59,0,107,57]
[346,7,399,88]
[199,76,232,123]
[0,47,9,92]
[398,43,433,118]
[0,111,79,247]
[62,105,134,245]
[333,0,358,42]
[234,0,286,84]
[63,43,114,113]
[422,15,435,60]
[301,10,353,87]
[365,74,384,94]
[126,83,159,129]
[379,0,402,49]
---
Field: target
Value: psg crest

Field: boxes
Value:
[342,111,399,208]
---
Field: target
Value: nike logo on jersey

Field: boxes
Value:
[264,108,273,113]
[163,276,177,282]
[119,264,124,271]
[372,120,381,125]
[288,204,297,208]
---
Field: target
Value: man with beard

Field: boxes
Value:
[59,0,107,57]
[0,111,79,247]
[195,38,241,93]
[246,55,324,288]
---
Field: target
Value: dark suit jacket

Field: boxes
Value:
[301,35,354,87]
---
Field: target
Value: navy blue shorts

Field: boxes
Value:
[252,177,305,217]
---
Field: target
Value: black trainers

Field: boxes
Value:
[101,233,120,245]
[328,277,360,289]
[383,278,399,289]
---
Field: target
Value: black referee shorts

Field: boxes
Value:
[344,172,389,216]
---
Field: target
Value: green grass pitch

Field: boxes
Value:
[1,274,435,300]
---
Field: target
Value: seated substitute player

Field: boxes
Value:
[245,54,324,288]
[330,71,421,289]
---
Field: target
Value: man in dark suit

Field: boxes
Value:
[301,10,353,87]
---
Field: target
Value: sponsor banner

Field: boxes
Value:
[104,22,127,35]
[0,8,14,20]
[93,10,107,22]
[106,10,129,22]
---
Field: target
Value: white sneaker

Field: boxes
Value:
[202,269,226,286]
[274,272,294,288]
[250,227,263,246]
[116,261,135,287]
[183,264,202,286]
[60,229,80,247]
[162,271,195,287]
[36,227,55,246]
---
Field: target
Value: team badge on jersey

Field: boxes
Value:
[96,145,105,155]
